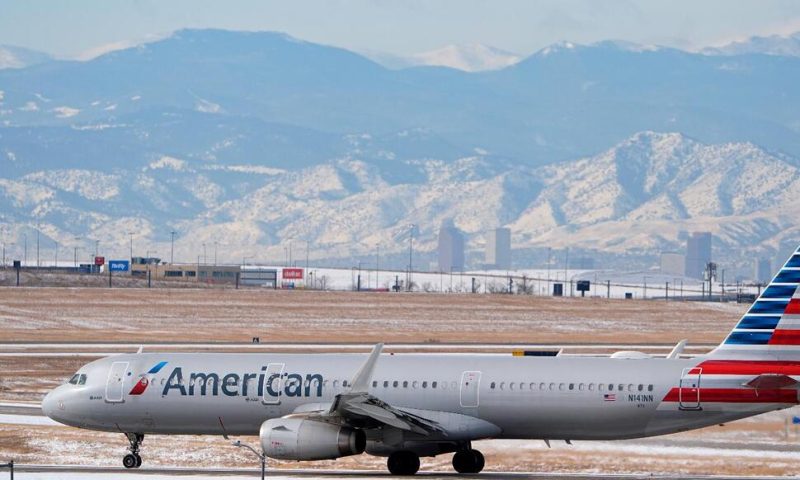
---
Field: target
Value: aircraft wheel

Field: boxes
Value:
[123,453,139,469]
[453,449,483,474]
[135,454,142,468]
[387,451,420,475]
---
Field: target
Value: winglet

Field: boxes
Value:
[667,339,687,359]
[349,343,383,393]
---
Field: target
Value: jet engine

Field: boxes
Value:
[259,417,366,460]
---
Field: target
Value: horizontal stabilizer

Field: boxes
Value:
[742,374,800,390]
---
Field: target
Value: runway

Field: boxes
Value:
[9,465,800,480]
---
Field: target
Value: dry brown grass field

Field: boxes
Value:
[0,285,798,476]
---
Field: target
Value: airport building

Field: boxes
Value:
[660,252,685,276]
[485,227,511,270]
[754,258,771,284]
[684,232,712,279]
[438,220,465,272]
[131,262,241,283]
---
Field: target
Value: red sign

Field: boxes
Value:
[94,256,105,266]
[282,268,304,280]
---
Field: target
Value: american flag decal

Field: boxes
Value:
[604,394,616,402]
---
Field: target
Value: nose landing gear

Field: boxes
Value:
[123,433,144,469]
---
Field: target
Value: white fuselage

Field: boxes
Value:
[42,352,793,444]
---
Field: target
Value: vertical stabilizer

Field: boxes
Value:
[709,245,800,360]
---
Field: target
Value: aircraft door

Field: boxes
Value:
[262,363,285,405]
[460,371,481,408]
[105,361,129,403]
[679,367,702,410]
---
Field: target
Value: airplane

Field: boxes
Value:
[42,247,800,475]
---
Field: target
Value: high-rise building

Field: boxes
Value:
[438,220,464,272]
[684,232,712,279]
[485,227,511,269]
[754,258,772,284]
[660,252,685,276]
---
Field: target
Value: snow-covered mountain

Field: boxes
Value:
[2,131,798,269]
[0,45,52,69]
[363,44,521,71]
[702,32,800,57]
[409,44,521,71]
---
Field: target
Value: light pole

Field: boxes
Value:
[94,240,99,259]
[214,241,218,266]
[202,243,207,265]
[643,276,649,299]
[407,224,415,292]
[36,222,40,267]
[375,243,380,289]
[128,232,134,261]
[54,239,58,267]
[242,256,253,267]
[23,233,27,266]
[231,439,265,480]
[170,230,177,264]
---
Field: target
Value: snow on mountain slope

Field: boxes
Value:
[1,131,798,267]
[409,44,521,71]
[0,45,52,69]
[703,32,800,57]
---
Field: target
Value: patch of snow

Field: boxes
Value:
[52,106,80,118]
[195,98,221,113]
[34,93,51,103]
[6,150,16,162]
[130,95,141,101]
[147,156,188,172]
[23,170,121,201]
[203,164,285,175]
[0,413,60,426]
[19,101,38,112]
[103,103,117,111]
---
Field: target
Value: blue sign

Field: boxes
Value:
[793,416,800,425]
[109,260,130,272]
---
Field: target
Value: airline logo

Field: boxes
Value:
[129,361,168,396]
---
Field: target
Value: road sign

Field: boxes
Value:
[108,260,130,272]
[94,256,105,266]
[793,416,800,425]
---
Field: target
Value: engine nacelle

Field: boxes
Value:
[260,417,366,460]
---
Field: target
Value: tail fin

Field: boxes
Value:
[709,245,800,360]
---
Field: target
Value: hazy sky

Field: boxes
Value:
[2,0,800,58]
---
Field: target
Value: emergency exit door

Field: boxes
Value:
[105,361,129,403]
[460,371,481,408]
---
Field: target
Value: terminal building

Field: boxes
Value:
[438,220,465,272]
[485,228,511,270]
[131,262,241,284]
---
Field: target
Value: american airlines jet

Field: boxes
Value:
[42,249,800,475]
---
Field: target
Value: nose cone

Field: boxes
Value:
[41,387,65,422]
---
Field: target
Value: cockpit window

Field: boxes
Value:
[68,373,87,385]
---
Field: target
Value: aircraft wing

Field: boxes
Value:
[293,344,445,436]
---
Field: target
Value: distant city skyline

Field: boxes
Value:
[1,0,800,59]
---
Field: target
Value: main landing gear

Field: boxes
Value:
[123,433,144,469]
[387,451,420,475]
[452,448,485,474]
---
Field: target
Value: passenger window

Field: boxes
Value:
[578,383,585,391]
[422,381,428,388]
[588,383,595,391]
[432,381,438,389]
[529,382,536,390]
[638,384,643,391]
[412,381,418,389]
[598,383,605,391]
[628,384,634,392]
[490,382,496,389]
[393,381,398,388]
[568,383,574,390]
[539,382,546,390]
[333,380,339,388]
[383,381,389,388]
[372,381,377,388]
[343,380,349,388]
[403,381,408,388]
[499,382,505,390]
[648,384,654,392]
[608,384,614,391]
[558,383,565,391]
[510,383,515,391]
[549,382,555,390]
[618,384,624,391]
